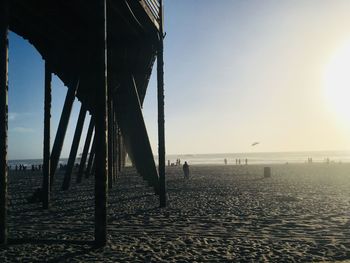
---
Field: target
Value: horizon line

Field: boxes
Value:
[8,148,350,161]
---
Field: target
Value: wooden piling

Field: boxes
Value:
[43,62,51,209]
[50,81,78,187]
[121,138,126,169]
[62,105,86,190]
[107,89,113,189]
[76,117,94,183]
[94,0,108,247]
[112,92,119,177]
[91,156,96,176]
[113,104,118,182]
[117,128,122,172]
[85,136,95,179]
[157,0,166,208]
[0,0,9,245]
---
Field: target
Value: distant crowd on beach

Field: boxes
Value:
[167,159,182,167]
[8,162,74,172]
[224,158,249,165]
[168,158,251,167]
[307,157,336,164]
[9,164,44,172]
[8,164,43,171]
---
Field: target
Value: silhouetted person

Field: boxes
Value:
[183,161,190,179]
[238,159,241,165]
[245,158,248,165]
[224,158,227,165]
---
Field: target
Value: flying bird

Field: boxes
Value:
[251,142,259,146]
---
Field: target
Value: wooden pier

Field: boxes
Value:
[0,0,166,247]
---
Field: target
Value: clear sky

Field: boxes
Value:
[7,0,350,159]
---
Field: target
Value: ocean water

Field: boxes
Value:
[8,150,350,168]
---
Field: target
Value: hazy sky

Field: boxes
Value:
[7,0,350,159]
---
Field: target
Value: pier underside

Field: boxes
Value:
[9,0,160,185]
[1,0,166,246]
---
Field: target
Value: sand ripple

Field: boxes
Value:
[1,164,350,262]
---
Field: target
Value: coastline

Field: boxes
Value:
[8,149,350,168]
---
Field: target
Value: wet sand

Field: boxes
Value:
[1,163,350,262]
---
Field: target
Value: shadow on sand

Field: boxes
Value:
[7,238,98,262]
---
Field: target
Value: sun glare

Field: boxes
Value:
[324,39,350,124]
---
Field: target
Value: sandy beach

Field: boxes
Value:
[1,163,350,262]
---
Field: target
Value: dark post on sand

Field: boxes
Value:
[86,136,96,178]
[107,87,113,189]
[158,0,166,208]
[62,104,86,190]
[43,62,51,209]
[50,79,78,187]
[76,117,94,183]
[94,0,108,247]
[0,0,9,245]
[264,167,271,178]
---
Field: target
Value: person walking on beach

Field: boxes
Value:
[224,158,227,165]
[183,161,190,179]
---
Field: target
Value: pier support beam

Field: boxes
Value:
[121,138,126,169]
[91,156,96,177]
[107,93,113,189]
[158,0,166,208]
[50,81,78,187]
[0,0,9,245]
[43,62,51,209]
[94,0,108,247]
[62,105,87,190]
[76,117,94,183]
[85,136,95,179]
[117,129,122,172]
[112,104,118,182]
